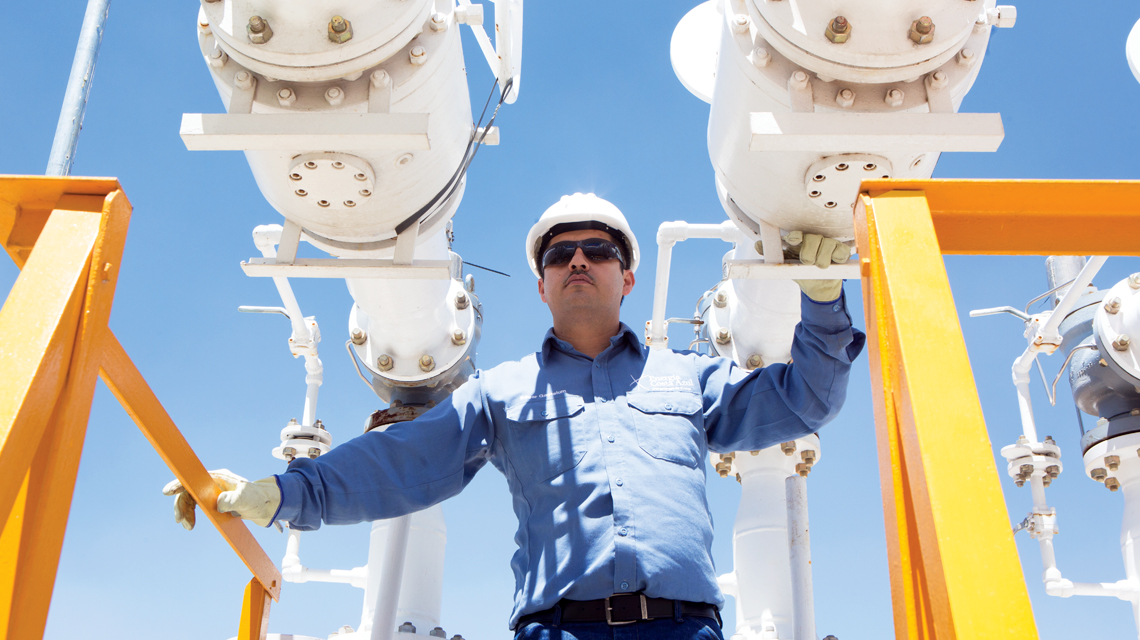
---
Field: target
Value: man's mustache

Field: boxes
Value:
[563,269,595,286]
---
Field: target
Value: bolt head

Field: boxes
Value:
[909,18,935,44]
[1129,273,1140,289]
[451,329,467,345]
[752,47,771,68]
[825,16,851,43]
[885,89,904,107]
[836,88,855,108]
[430,12,448,31]
[1092,467,1108,481]
[1107,477,1121,492]
[247,16,273,43]
[455,292,470,309]
[1114,334,1132,351]
[419,354,436,372]
[410,46,427,66]
[715,328,731,345]
[747,354,763,369]
[377,354,394,371]
[328,16,353,43]
[780,441,797,455]
[325,86,344,106]
[714,291,728,308]
[350,328,366,345]
[277,87,296,107]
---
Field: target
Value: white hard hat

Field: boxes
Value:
[524,193,640,278]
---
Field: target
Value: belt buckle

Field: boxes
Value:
[605,593,648,626]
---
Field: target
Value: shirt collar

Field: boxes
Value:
[541,322,642,359]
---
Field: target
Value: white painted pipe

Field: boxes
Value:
[252,224,312,345]
[1037,256,1107,345]
[650,220,739,349]
[302,354,323,428]
[281,529,368,588]
[785,475,815,640]
[370,515,412,640]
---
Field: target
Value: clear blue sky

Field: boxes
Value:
[3,1,1140,639]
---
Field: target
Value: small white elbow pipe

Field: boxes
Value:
[252,224,311,345]
[1011,349,1040,444]
[650,221,741,348]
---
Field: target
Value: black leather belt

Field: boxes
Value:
[516,594,721,628]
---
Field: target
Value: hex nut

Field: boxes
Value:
[752,47,771,68]
[795,463,811,477]
[732,14,750,35]
[780,441,797,455]
[928,70,949,90]
[419,354,436,372]
[247,16,273,44]
[1046,465,1060,478]
[430,12,448,32]
[957,48,976,66]
[1107,477,1121,492]
[410,46,427,66]
[207,46,228,69]
[1106,297,1122,314]
[909,16,934,44]
[283,446,296,461]
[790,70,810,91]
[277,88,297,107]
[747,354,763,369]
[1130,273,1140,289]
[308,447,321,459]
[835,88,855,108]
[377,354,394,371]
[715,328,731,345]
[455,292,470,309]
[885,89,904,107]
[714,290,728,308]
[234,71,254,91]
[1092,467,1108,482]
[825,16,850,44]
[801,450,816,463]
[350,328,366,345]
[325,86,344,106]
[1114,334,1132,351]
[1107,455,1121,471]
[328,16,353,43]
[451,329,467,345]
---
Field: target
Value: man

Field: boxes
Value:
[166,193,865,639]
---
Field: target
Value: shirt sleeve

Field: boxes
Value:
[271,370,495,530]
[699,290,866,453]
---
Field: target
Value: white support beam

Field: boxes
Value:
[748,112,1004,153]
[724,260,861,280]
[241,258,452,279]
[180,113,431,151]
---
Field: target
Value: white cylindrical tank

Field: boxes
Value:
[674,0,1001,240]
[196,1,473,254]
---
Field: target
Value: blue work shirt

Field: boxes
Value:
[274,292,865,629]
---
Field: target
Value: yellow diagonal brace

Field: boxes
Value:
[98,333,282,600]
[858,190,1037,639]
[0,208,102,532]
[0,190,132,640]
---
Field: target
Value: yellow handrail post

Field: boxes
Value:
[0,176,280,640]
[238,577,273,640]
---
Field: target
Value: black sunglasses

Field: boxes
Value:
[541,239,626,272]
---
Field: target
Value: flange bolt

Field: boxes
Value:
[714,290,728,308]
[1092,467,1108,482]
[419,354,436,372]
[1130,273,1140,290]
[747,354,763,369]
[452,329,467,345]
[1107,477,1121,492]
[780,441,797,456]
[351,328,367,345]
[1106,297,1122,314]
[455,292,470,310]
[377,354,394,371]
[1107,455,1121,471]
[715,328,731,345]
[328,15,353,43]
[1114,335,1132,351]
[909,16,935,44]
[247,16,272,44]
[825,16,851,43]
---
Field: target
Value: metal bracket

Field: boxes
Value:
[749,112,1005,152]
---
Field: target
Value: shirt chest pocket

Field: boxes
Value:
[505,395,589,482]
[627,392,704,468]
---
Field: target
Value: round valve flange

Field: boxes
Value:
[288,153,376,212]
[1094,275,1140,385]
[804,154,892,212]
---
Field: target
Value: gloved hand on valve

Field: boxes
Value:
[162,469,281,530]
[785,230,851,303]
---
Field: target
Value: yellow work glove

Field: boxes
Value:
[786,231,851,303]
[162,469,281,530]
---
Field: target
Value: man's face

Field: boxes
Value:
[537,229,635,319]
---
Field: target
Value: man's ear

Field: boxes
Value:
[622,269,635,296]
[538,277,547,303]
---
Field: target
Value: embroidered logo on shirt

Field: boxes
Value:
[632,374,696,392]
[528,390,567,400]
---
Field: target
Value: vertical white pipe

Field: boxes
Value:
[785,475,815,640]
[650,234,675,349]
[1012,350,1040,444]
[46,0,111,176]
[301,355,323,427]
[734,451,795,639]
[370,515,413,640]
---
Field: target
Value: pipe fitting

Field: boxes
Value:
[909,16,935,44]
[328,15,353,43]
[825,16,850,43]
[247,16,273,44]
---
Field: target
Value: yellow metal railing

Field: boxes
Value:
[856,179,1140,640]
[0,176,280,640]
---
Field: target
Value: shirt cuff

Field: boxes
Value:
[271,472,304,525]
[800,289,853,329]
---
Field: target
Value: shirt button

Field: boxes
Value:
[541,410,548,417]
[664,403,673,411]
[619,527,629,536]
[615,478,624,486]
[595,363,601,369]
[833,303,841,312]
[599,397,607,403]
[607,435,615,443]
[620,582,629,590]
